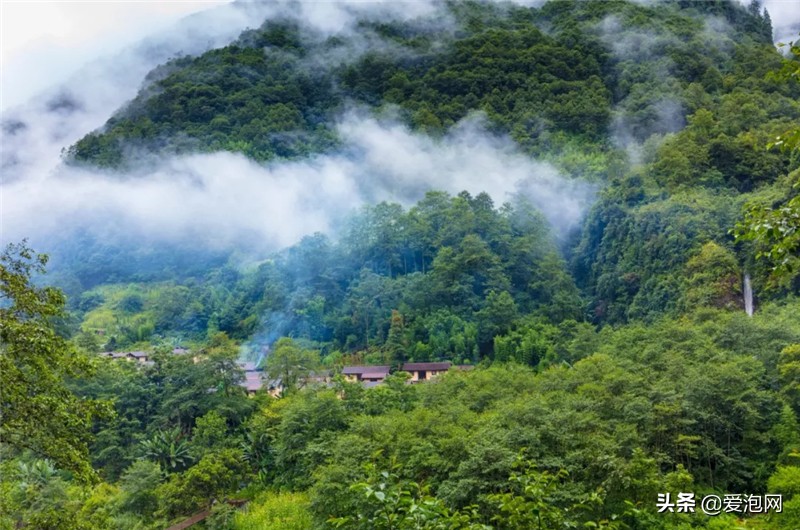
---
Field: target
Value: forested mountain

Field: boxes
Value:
[62,0,799,326]
[2,0,800,528]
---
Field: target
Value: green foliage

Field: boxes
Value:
[0,456,123,530]
[682,241,742,310]
[5,300,800,527]
[0,242,110,481]
[767,465,800,529]
[768,465,800,499]
[574,188,746,323]
[73,192,580,362]
[486,459,623,530]
[68,21,338,166]
[233,491,313,530]
[67,5,615,168]
[118,459,163,519]
[778,343,800,414]
[265,337,319,393]
[191,410,233,457]
[734,172,800,286]
[733,36,800,288]
[78,282,209,347]
[272,390,349,489]
[155,448,247,520]
[51,0,800,330]
[308,304,800,526]
[330,462,488,530]
[149,338,248,429]
[69,336,252,482]
[11,4,800,529]
[768,36,800,154]
[141,427,193,472]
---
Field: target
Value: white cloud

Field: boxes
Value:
[1,1,237,110]
[2,113,593,252]
[763,0,800,44]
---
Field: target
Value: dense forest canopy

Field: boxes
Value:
[2,0,800,528]
[60,0,800,336]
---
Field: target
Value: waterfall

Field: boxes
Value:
[743,273,754,317]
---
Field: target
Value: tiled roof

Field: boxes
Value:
[402,362,451,371]
[361,371,389,380]
[342,365,390,375]
[244,379,263,391]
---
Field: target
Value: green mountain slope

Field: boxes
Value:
[68,0,778,169]
[64,0,799,329]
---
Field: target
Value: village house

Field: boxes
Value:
[342,365,391,383]
[127,351,149,363]
[265,378,283,398]
[402,362,452,382]
[306,370,332,385]
[238,362,265,397]
[99,351,149,362]
[101,350,466,395]
[100,347,195,363]
[236,361,286,398]
[339,362,472,386]
[242,371,264,397]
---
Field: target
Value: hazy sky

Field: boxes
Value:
[766,0,800,45]
[0,1,231,110]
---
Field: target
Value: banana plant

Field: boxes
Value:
[140,426,193,472]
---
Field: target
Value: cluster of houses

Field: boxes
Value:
[237,361,472,396]
[237,361,332,397]
[342,362,472,387]
[98,347,190,365]
[238,361,283,398]
[99,350,470,397]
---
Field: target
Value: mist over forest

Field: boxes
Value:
[1,0,800,529]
